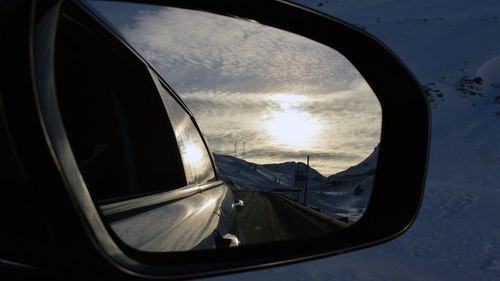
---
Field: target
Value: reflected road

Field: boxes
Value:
[233,192,346,245]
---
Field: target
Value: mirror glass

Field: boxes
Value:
[76,1,381,251]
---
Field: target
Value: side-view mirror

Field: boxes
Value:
[232,200,244,212]
[0,0,429,279]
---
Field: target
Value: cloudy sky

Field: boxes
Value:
[89,1,381,176]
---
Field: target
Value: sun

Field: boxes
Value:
[265,100,320,147]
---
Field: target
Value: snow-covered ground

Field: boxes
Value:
[209,0,500,280]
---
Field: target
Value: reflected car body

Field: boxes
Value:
[53,0,239,251]
[101,181,236,251]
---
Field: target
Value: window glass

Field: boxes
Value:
[154,78,216,185]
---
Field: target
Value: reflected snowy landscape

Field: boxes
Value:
[215,145,378,223]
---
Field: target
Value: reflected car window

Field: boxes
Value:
[155,77,216,185]
[55,15,188,202]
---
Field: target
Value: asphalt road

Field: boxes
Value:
[232,191,345,245]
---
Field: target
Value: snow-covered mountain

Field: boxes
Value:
[262,162,327,189]
[214,153,326,191]
[215,145,378,222]
[212,1,500,280]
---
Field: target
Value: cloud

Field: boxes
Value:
[117,6,363,94]
[175,89,380,175]
[91,2,382,175]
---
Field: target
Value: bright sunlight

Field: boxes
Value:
[265,94,320,147]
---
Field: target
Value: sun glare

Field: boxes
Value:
[265,94,320,147]
[183,141,203,164]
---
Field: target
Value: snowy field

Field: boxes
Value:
[208,0,500,280]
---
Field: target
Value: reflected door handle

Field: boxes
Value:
[216,233,240,248]
[222,233,240,247]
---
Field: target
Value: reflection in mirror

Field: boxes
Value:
[83,1,381,251]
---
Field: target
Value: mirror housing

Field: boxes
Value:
[2,0,429,279]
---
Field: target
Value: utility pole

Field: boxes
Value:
[242,141,245,160]
[303,155,310,206]
[234,140,238,158]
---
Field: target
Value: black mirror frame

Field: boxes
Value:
[27,0,430,279]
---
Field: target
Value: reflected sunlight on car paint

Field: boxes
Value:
[183,141,204,164]
[197,197,217,213]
